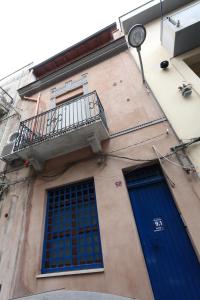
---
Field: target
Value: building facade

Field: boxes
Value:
[0,63,34,299]
[120,0,200,175]
[0,22,200,300]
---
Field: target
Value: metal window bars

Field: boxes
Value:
[42,179,103,273]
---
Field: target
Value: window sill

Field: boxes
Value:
[36,268,104,278]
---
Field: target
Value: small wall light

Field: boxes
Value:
[160,60,169,70]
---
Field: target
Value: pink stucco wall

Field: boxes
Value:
[1,47,200,300]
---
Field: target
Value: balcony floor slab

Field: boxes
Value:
[15,120,109,163]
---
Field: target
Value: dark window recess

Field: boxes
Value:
[42,179,103,274]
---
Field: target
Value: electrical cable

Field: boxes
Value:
[184,138,200,148]
[0,141,196,187]
[152,145,175,188]
[109,131,167,154]
[105,149,195,171]
[0,175,35,186]
[40,164,74,179]
[0,165,27,175]
[154,147,194,170]
[0,150,183,186]
[39,155,97,180]
[106,153,155,162]
[171,137,200,151]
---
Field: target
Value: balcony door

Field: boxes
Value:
[46,77,91,135]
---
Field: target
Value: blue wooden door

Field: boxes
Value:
[126,165,200,300]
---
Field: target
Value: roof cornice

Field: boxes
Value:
[18,36,127,97]
[32,23,117,73]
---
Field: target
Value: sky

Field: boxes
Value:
[0,0,146,79]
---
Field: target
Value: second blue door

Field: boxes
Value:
[126,165,200,300]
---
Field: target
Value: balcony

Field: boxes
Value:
[162,1,200,56]
[119,0,191,34]
[2,91,109,170]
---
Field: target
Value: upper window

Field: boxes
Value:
[56,87,83,106]
[42,179,103,274]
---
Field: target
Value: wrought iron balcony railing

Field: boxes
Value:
[14,91,107,152]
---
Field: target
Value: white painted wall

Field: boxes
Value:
[129,17,200,174]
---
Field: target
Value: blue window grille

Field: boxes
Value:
[42,179,103,274]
